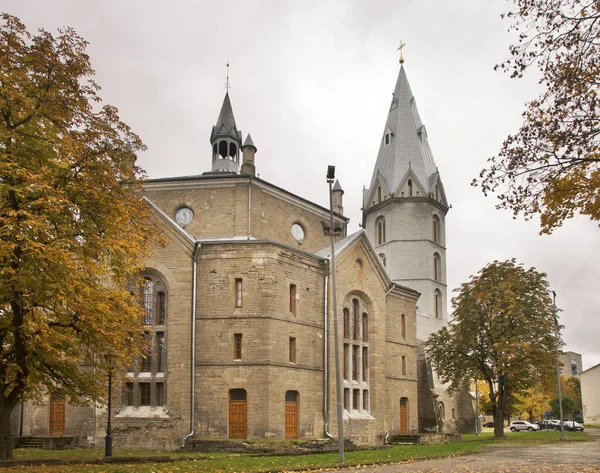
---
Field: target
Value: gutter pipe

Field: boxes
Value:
[182,240,201,447]
[323,261,334,438]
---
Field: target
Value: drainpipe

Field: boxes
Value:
[247,177,252,238]
[182,240,201,447]
[323,260,333,438]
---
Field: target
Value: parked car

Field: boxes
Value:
[536,419,561,430]
[509,420,540,432]
[482,421,495,428]
[563,420,584,431]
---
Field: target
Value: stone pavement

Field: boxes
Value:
[327,431,600,473]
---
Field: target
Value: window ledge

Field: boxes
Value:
[116,406,169,419]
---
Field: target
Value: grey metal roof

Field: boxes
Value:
[367,65,439,196]
[210,92,242,142]
[313,230,363,259]
[332,179,344,193]
[242,133,256,150]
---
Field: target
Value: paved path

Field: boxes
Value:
[326,431,600,473]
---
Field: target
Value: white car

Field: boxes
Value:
[509,420,540,432]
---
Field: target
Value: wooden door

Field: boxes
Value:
[399,397,408,434]
[50,400,66,437]
[229,389,247,438]
[285,391,298,439]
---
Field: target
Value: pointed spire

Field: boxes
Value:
[210,91,242,173]
[332,179,344,193]
[367,64,440,201]
[242,133,256,151]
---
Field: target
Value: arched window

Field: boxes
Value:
[125,272,168,412]
[376,217,386,245]
[377,187,382,203]
[408,179,413,197]
[342,295,370,414]
[435,185,439,201]
[433,253,441,282]
[343,308,350,339]
[434,289,442,319]
[438,401,446,420]
[378,253,386,267]
[432,215,440,244]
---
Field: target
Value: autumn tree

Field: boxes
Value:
[0,15,155,459]
[426,260,559,438]
[474,0,600,234]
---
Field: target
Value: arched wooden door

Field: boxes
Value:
[399,397,409,434]
[285,391,298,439]
[229,389,247,438]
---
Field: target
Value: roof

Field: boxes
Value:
[367,65,439,196]
[210,92,242,143]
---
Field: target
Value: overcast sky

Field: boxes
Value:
[7,0,600,371]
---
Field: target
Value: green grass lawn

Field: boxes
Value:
[4,431,592,473]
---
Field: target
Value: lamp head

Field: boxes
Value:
[326,165,335,182]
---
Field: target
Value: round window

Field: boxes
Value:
[175,207,194,226]
[291,223,305,242]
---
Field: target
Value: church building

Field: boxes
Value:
[12,77,422,449]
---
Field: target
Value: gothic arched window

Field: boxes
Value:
[376,217,386,245]
[433,253,441,282]
[432,215,440,244]
[434,289,442,319]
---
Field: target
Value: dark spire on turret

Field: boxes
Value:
[210,70,243,173]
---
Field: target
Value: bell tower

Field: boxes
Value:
[210,91,242,173]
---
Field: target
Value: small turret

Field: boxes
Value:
[210,92,242,173]
[332,179,344,215]
[240,134,257,176]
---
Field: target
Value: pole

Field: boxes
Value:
[552,291,566,441]
[475,380,480,436]
[327,166,344,463]
[105,370,113,457]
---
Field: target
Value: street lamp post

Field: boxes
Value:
[552,291,566,441]
[326,165,344,463]
[104,354,116,457]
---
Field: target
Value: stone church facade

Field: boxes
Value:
[362,63,475,433]
[12,86,421,449]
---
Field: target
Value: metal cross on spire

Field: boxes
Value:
[225,62,231,90]
[397,40,406,64]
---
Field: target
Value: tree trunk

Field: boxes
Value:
[0,404,15,460]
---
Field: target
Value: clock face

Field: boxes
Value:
[291,223,305,242]
[175,207,194,226]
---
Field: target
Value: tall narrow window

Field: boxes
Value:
[377,186,382,203]
[129,272,169,411]
[140,332,152,372]
[376,218,386,245]
[289,284,297,314]
[362,347,368,382]
[343,344,349,380]
[344,388,350,410]
[433,253,441,281]
[343,308,350,339]
[435,185,439,201]
[125,382,134,406]
[434,290,441,319]
[235,279,243,308]
[234,333,243,360]
[401,314,406,340]
[402,355,407,376]
[157,292,166,325]
[352,299,359,340]
[156,332,164,372]
[156,383,164,406]
[289,337,296,363]
[139,383,151,406]
[342,295,370,414]
[142,278,153,325]
[432,215,440,244]
[353,389,360,411]
[408,179,413,197]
